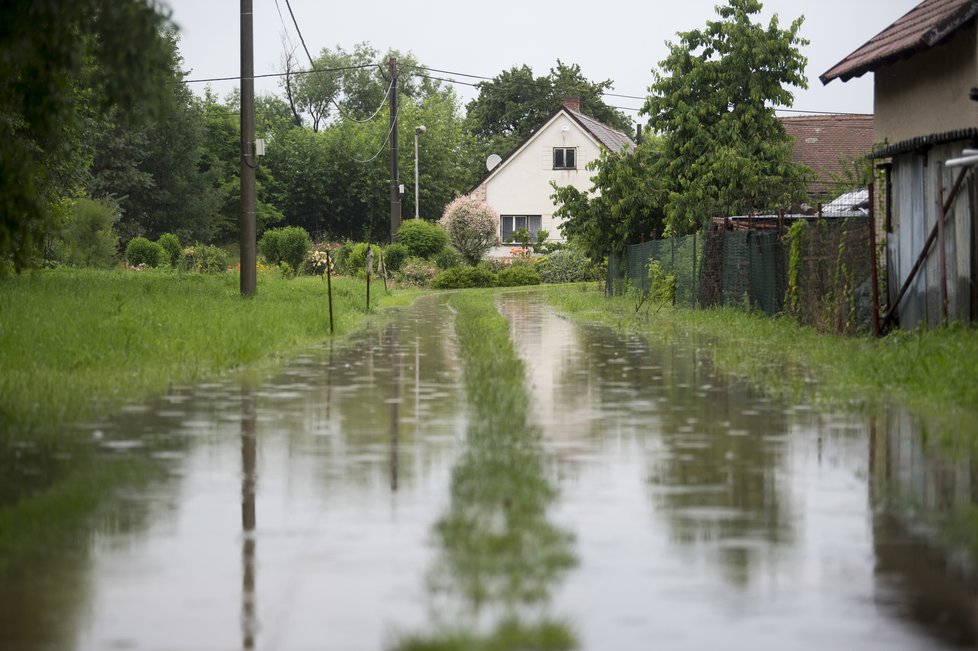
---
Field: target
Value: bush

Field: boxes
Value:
[497,265,541,287]
[539,248,592,284]
[395,219,449,259]
[431,265,497,289]
[344,242,382,276]
[126,237,165,268]
[398,257,439,287]
[260,226,311,272]
[157,233,182,268]
[65,198,120,268]
[434,247,463,270]
[332,241,353,273]
[184,244,229,273]
[438,196,498,265]
[383,243,409,272]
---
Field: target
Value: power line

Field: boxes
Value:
[281,0,392,124]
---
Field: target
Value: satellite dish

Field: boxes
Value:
[486,154,502,171]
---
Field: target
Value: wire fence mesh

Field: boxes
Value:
[609,214,875,335]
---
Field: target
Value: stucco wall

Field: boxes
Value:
[874,21,978,144]
[482,114,605,241]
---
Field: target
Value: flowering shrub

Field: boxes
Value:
[438,196,498,265]
[183,244,229,273]
[306,249,334,276]
[398,258,439,286]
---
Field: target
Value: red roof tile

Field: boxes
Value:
[781,114,875,194]
[821,0,978,83]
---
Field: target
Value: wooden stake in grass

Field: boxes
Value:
[366,245,374,310]
[325,249,335,335]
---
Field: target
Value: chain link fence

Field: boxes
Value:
[609,214,875,335]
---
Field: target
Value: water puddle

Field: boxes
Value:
[1,292,977,650]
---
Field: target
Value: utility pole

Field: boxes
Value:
[239,0,257,296]
[388,58,400,243]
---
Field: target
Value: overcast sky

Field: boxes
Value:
[162,0,922,119]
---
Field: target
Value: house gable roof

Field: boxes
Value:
[821,0,978,83]
[780,114,875,194]
[467,105,635,194]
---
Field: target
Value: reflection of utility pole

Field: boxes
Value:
[388,58,400,242]
[241,385,257,649]
[239,0,257,296]
[390,325,400,492]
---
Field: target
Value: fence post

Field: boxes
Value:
[868,183,881,337]
[692,232,698,308]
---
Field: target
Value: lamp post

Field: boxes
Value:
[414,125,426,219]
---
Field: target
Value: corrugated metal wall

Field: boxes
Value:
[888,142,977,329]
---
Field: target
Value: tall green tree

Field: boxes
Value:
[641,0,810,233]
[0,0,176,273]
[551,139,666,260]
[464,61,632,178]
[267,43,470,241]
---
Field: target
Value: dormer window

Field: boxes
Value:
[553,147,576,170]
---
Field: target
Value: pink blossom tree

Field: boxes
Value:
[438,196,499,265]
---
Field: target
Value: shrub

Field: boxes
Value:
[65,198,120,268]
[438,196,498,265]
[184,244,229,273]
[395,219,449,259]
[431,265,497,289]
[157,233,182,268]
[383,243,410,272]
[332,241,353,273]
[344,242,382,276]
[126,237,165,268]
[260,226,311,272]
[497,265,541,287]
[434,247,463,270]
[539,248,592,284]
[398,257,439,287]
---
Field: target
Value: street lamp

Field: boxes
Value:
[414,125,426,219]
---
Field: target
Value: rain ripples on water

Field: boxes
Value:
[1,293,977,650]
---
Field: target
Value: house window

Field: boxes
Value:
[501,215,543,242]
[553,147,576,170]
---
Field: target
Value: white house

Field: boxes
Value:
[468,98,634,253]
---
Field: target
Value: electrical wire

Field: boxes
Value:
[282,0,393,125]
[344,114,397,164]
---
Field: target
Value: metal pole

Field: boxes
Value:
[239,0,257,296]
[868,183,881,336]
[938,177,949,324]
[389,58,400,242]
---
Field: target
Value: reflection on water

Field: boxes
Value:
[0,296,466,651]
[501,293,978,650]
[3,292,978,650]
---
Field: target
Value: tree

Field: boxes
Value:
[439,196,498,265]
[641,0,810,233]
[464,61,632,179]
[0,0,176,273]
[552,139,667,260]
[265,44,471,241]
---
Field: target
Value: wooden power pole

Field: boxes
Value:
[388,58,400,243]
[240,0,257,296]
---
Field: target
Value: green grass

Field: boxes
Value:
[0,268,418,438]
[391,289,576,651]
[541,283,978,418]
[0,268,418,572]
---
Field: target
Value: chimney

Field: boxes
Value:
[563,96,580,113]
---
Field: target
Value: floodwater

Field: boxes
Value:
[2,293,977,650]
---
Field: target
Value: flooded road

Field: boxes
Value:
[2,292,977,650]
